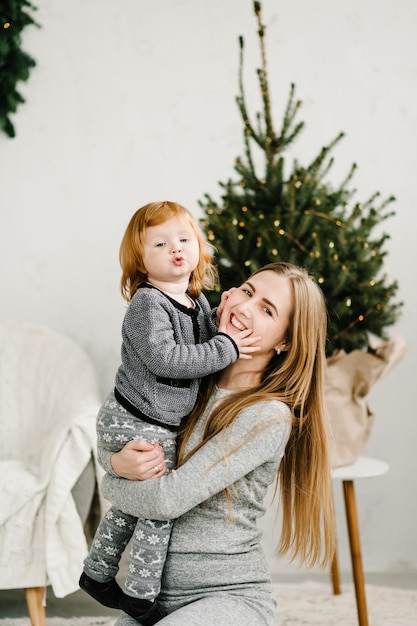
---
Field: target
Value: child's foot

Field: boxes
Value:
[120,593,163,625]
[79,572,123,609]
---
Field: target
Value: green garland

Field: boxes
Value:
[0,0,38,138]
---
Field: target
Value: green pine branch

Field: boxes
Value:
[0,0,39,138]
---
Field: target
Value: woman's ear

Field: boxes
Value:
[275,340,291,353]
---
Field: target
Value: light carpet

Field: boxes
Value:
[1,581,416,625]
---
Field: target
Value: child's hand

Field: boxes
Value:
[216,288,236,326]
[229,328,261,360]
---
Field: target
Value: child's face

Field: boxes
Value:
[142,216,200,285]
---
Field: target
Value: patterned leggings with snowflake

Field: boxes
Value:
[83,391,177,600]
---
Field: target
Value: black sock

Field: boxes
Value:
[120,593,164,625]
[79,572,123,609]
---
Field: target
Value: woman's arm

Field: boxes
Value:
[101,401,291,520]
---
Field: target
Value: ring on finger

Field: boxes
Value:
[153,465,159,474]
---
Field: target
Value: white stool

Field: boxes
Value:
[331,456,389,626]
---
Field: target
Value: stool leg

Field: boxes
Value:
[331,542,342,595]
[330,487,342,594]
[25,587,46,626]
[343,480,369,626]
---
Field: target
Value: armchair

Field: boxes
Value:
[0,322,104,625]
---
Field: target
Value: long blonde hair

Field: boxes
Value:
[177,262,335,569]
[119,201,218,301]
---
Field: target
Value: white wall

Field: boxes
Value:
[1,0,416,577]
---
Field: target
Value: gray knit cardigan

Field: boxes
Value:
[115,283,239,428]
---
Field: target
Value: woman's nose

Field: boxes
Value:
[236,301,251,317]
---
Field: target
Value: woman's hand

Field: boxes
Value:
[110,439,166,481]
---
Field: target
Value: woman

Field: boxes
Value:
[100,262,335,625]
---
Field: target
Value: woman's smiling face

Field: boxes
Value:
[220,270,294,357]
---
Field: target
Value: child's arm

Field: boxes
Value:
[125,289,259,379]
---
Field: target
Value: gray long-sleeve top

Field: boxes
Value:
[115,283,239,428]
[100,387,292,557]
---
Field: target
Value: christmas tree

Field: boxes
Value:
[199,1,403,357]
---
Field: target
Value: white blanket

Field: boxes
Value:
[0,410,103,597]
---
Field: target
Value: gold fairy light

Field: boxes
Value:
[346,298,352,307]
[315,199,321,206]
[369,280,375,286]
[208,230,215,241]
[238,234,244,240]
[271,248,278,255]
[244,260,251,266]
[274,219,280,227]
[3,22,10,29]
[241,206,248,212]
[239,221,245,227]
[329,241,334,248]
[232,219,238,225]
[295,181,302,188]
[358,315,364,322]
